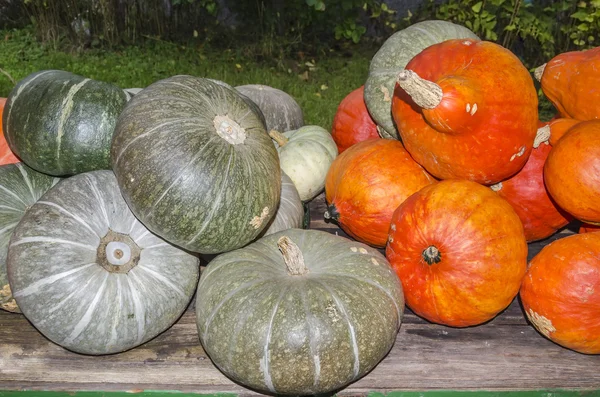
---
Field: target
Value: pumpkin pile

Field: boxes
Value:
[1,17,600,397]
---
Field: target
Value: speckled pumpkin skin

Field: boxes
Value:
[3,70,127,176]
[112,76,281,254]
[0,163,60,313]
[196,228,404,395]
[365,20,478,139]
[7,170,199,355]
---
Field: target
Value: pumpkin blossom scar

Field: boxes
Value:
[527,309,556,338]
[250,206,270,229]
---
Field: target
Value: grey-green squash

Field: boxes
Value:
[196,228,404,396]
[0,163,61,313]
[111,76,281,254]
[262,171,304,237]
[269,126,338,202]
[364,20,478,139]
[3,70,128,176]
[236,84,304,132]
[7,170,199,355]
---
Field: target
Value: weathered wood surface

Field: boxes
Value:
[1,194,599,396]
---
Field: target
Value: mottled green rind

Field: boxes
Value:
[261,171,304,237]
[364,20,478,139]
[236,84,304,133]
[0,163,60,313]
[196,228,404,396]
[112,76,281,254]
[3,70,128,176]
[7,170,199,355]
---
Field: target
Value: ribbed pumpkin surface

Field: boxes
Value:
[112,76,281,254]
[196,228,403,395]
[7,170,199,355]
[262,171,304,236]
[3,70,127,176]
[0,163,60,312]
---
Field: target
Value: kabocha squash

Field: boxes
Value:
[262,171,304,236]
[544,120,600,225]
[520,232,600,354]
[386,179,528,327]
[331,86,380,154]
[365,20,478,139]
[490,128,571,242]
[236,84,304,132]
[3,70,128,176]
[196,228,404,395]
[391,39,538,185]
[0,163,60,313]
[7,170,199,355]
[112,76,281,254]
[536,46,600,121]
[324,138,435,247]
[270,126,337,202]
[0,98,19,165]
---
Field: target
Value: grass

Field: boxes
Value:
[0,28,375,131]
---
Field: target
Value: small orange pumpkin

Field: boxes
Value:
[324,138,435,247]
[520,232,600,354]
[331,86,380,154]
[386,179,528,327]
[391,39,538,185]
[0,98,19,165]
[544,120,600,225]
[545,117,582,146]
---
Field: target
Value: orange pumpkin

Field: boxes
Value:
[386,179,528,327]
[520,232,600,354]
[491,122,571,242]
[0,97,19,165]
[536,46,600,121]
[331,86,380,154]
[324,138,435,247]
[391,39,538,185]
[545,117,582,146]
[544,120,600,225]
[580,223,600,234]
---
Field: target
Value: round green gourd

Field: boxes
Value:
[7,170,199,355]
[262,171,304,236]
[0,163,61,313]
[269,126,338,202]
[3,70,128,176]
[196,228,404,396]
[111,76,281,254]
[364,20,478,139]
[235,84,304,132]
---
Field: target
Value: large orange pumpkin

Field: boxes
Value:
[490,123,571,242]
[0,98,19,165]
[520,232,600,354]
[536,46,600,121]
[386,179,528,327]
[331,86,380,154]
[391,39,538,185]
[544,120,600,225]
[324,138,435,247]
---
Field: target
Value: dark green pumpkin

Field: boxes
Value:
[196,228,404,395]
[0,163,60,313]
[364,20,478,139]
[112,76,281,254]
[3,70,128,176]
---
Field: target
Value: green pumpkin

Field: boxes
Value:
[7,170,199,355]
[0,163,61,313]
[3,70,128,176]
[262,171,304,237]
[364,20,478,139]
[235,84,304,132]
[111,76,281,254]
[196,228,404,395]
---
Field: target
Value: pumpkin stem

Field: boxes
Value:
[269,130,289,147]
[422,245,442,265]
[534,63,546,82]
[533,125,551,148]
[277,236,309,276]
[323,203,340,222]
[396,69,443,109]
